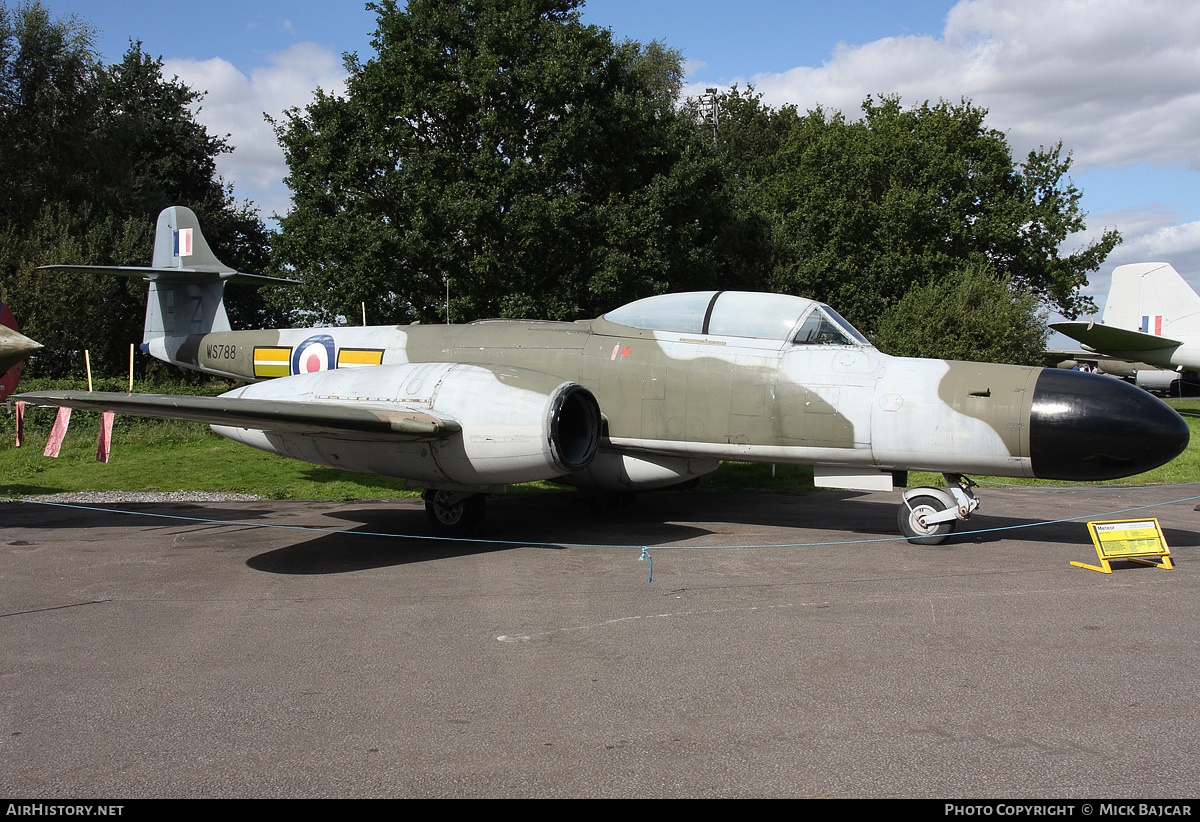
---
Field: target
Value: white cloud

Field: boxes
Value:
[684,0,1200,290]
[1095,210,1200,289]
[162,1,1200,289]
[710,0,1200,170]
[163,42,347,221]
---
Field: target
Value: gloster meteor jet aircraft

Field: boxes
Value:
[18,208,1190,543]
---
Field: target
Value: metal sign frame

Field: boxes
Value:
[1073,518,1172,573]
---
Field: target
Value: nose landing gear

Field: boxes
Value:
[898,474,979,545]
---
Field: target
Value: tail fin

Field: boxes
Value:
[1102,262,1200,338]
[38,206,293,365]
[143,206,236,344]
[151,205,236,273]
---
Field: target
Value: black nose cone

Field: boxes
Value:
[1029,368,1190,480]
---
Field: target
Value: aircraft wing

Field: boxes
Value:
[14,391,461,440]
[1050,322,1182,352]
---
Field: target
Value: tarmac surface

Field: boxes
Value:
[2,483,1199,798]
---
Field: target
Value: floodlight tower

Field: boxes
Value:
[697,87,719,145]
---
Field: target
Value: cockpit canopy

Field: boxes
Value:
[602,291,869,346]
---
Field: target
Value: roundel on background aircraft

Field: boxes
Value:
[292,334,336,375]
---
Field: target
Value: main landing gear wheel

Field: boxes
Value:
[898,494,955,545]
[423,490,486,535]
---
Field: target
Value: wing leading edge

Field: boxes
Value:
[36,264,295,286]
[15,391,461,440]
[1050,321,1182,353]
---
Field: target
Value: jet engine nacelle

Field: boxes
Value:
[213,362,601,489]
[1134,369,1180,394]
[557,450,721,492]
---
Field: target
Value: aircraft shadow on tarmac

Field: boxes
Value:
[245,496,715,575]
[9,488,1195,577]
[245,487,1200,576]
[3,500,278,531]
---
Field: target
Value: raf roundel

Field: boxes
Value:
[292,334,336,375]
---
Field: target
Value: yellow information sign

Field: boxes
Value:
[1072,518,1172,573]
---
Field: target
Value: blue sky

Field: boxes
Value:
[37,0,1200,311]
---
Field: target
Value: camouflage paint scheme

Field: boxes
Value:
[163,314,1037,480]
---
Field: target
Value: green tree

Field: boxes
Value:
[705,91,1118,332]
[0,205,149,376]
[0,1,98,227]
[91,46,225,220]
[871,263,1048,365]
[0,3,270,377]
[273,0,756,326]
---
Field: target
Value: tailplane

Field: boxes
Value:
[38,206,293,363]
[1102,262,1200,338]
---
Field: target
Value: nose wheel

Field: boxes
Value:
[898,494,955,544]
[897,475,979,545]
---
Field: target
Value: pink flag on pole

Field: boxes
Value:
[43,407,71,457]
[14,400,24,446]
[96,410,114,463]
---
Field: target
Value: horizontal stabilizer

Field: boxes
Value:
[1050,321,1181,352]
[15,391,461,440]
[36,264,296,286]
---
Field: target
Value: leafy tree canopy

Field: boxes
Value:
[701,89,1118,332]
[871,262,1049,365]
[273,0,761,325]
[0,1,268,377]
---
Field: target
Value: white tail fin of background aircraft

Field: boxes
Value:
[1102,262,1200,338]
[1051,262,1200,372]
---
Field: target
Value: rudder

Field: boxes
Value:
[1103,262,1200,338]
[151,206,236,273]
[144,206,235,344]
